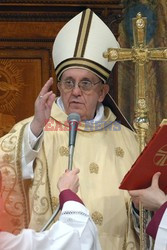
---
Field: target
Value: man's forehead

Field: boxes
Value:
[62,68,99,79]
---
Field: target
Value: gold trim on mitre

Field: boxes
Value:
[56,58,110,81]
[74,8,93,57]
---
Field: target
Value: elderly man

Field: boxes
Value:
[0,170,101,250]
[0,8,140,249]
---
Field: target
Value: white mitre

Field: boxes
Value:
[52,8,120,82]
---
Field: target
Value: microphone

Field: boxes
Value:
[68,113,81,146]
[40,113,80,232]
[67,113,80,170]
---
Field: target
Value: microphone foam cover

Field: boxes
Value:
[67,113,81,123]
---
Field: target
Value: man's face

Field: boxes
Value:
[58,68,109,121]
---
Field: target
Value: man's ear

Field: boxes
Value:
[98,84,109,102]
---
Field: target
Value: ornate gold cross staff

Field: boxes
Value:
[104,12,167,250]
[104,12,167,152]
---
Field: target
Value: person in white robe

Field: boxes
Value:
[0,169,101,250]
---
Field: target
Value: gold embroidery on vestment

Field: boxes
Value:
[123,241,136,250]
[89,163,99,174]
[51,196,59,210]
[115,147,124,157]
[32,158,49,215]
[11,218,22,227]
[92,211,103,225]
[0,123,29,233]
[1,135,17,152]
[36,217,46,226]
[59,146,69,156]
[2,154,13,163]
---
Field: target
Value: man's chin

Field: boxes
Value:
[68,104,83,113]
[68,108,82,116]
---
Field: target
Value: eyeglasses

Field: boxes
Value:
[58,79,102,92]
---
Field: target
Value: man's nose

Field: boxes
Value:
[71,83,82,95]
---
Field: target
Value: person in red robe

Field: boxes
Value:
[129,172,167,249]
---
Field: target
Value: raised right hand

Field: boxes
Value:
[31,77,56,137]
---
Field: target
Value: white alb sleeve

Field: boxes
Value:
[0,201,101,250]
[21,123,43,179]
